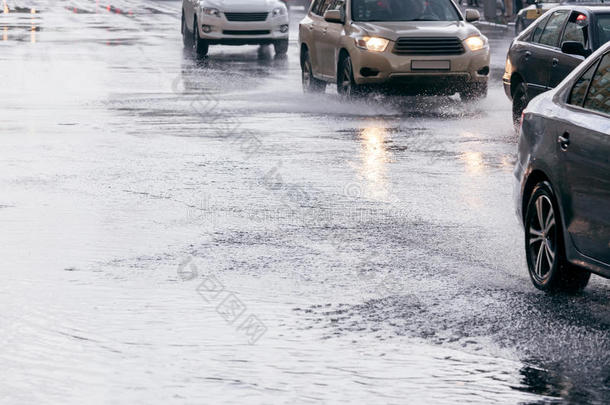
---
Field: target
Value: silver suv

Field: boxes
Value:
[299,0,490,99]
[182,0,290,56]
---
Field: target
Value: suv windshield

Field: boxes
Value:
[352,0,461,22]
[596,14,610,45]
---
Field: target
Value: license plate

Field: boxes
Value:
[411,60,451,70]
[526,9,542,19]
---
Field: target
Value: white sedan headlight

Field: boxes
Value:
[464,35,486,51]
[202,7,221,18]
[355,36,389,52]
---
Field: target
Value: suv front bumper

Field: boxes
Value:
[196,12,289,44]
[350,43,490,89]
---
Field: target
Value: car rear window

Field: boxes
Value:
[595,14,610,46]
[583,52,610,115]
[351,0,460,22]
[569,60,597,106]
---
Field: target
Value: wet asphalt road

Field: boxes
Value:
[1,1,609,404]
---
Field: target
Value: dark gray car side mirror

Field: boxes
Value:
[561,41,591,58]
[324,9,344,24]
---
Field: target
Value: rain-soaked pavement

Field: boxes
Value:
[1,0,609,403]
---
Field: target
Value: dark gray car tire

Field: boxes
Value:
[512,82,529,126]
[524,181,591,292]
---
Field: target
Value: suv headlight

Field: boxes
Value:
[355,36,389,52]
[464,35,486,51]
[272,7,287,17]
[202,7,221,18]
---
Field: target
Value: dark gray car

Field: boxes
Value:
[503,5,610,123]
[514,41,610,291]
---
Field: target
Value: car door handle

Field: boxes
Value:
[552,58,559,67]
[558,132,570,151]
[525,51,531,59]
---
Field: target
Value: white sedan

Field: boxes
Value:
[181,0,290,56]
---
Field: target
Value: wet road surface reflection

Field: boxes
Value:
[357,126,393,200]
[1,2,40,43]
[0,1,608,403]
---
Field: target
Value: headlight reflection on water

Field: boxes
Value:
[358,126,392,200]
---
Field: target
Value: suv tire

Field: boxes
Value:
[274,39,289,55]
[302,50,326,93]
[461,83,488,101]
[524,181,591,292]
[193,18,209,57]
[337,55,360,98]
[182,11,193,47]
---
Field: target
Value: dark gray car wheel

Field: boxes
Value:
[301,50,326,93]
[525,181,591,292]
[512,82,529,126]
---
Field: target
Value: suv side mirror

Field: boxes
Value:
[465,9,480,22]
[324,9,344,24]
[561,41,590,58]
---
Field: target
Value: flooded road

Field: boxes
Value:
[1,1,609,403]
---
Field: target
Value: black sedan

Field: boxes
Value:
[504,5,610,123]
[514,41,610,292]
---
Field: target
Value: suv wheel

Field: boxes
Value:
[461,83,488,101]
[181,11,192,47]
[524,181,591,292]
[193,18,209,56]
[337,55,360,98]
[302,50,326,93]
[274,39,289,55]
[512,82,529,126]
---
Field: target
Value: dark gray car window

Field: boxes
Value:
[538,10,569,47]
[531,14,551,43]
[595,14,610,45]
[562,12,589,49]
[583,53,610,115]
[569,59,598,106]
